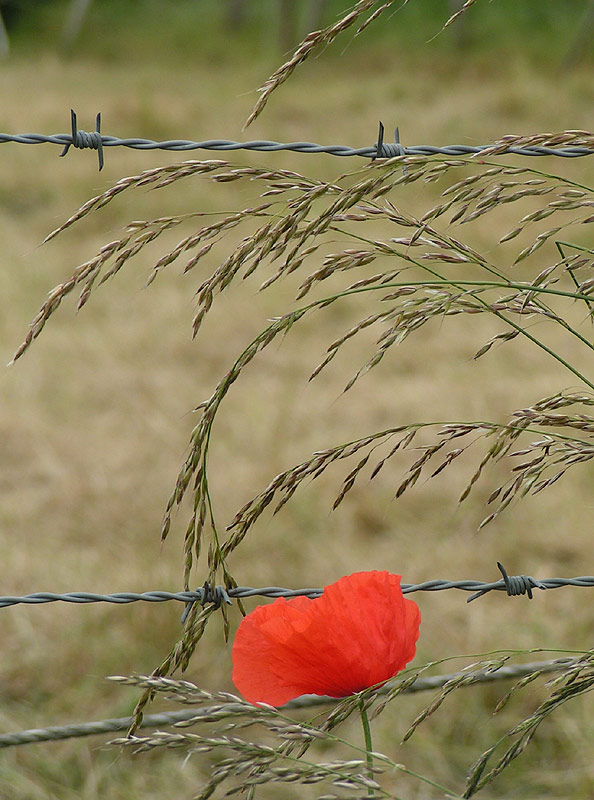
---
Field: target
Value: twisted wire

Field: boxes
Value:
[0,657,578,749]
[0,132,591,160]
[2,571,594,610]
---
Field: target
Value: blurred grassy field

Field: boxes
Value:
[0,2,593,798]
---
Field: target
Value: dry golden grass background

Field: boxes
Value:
[1,6,593,798]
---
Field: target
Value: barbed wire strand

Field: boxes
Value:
[1,112,592,171]
[0,657,579,749]
[2,564,593,614]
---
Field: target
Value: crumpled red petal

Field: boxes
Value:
[232,571,421,706]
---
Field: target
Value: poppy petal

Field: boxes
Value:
[232,571,421,706]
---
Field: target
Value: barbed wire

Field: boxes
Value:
[0,657,579,749]
[1,564,593,616]
[1,111,592,171]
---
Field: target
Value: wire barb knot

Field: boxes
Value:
[60,109,104,171]
[372,121,408,176]
[372,121,405,158]
[467,561,547,603]
[180,582,231,624]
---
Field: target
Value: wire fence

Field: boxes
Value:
[3,110,593,759]
[2,566,588,750]
[0,657,580,749]
[1,111,593,170]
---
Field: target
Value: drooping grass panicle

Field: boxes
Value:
[15,151,592,367]
[464,652,594,797]
[43,160,230,243]
[244,0,403,129]
[12,160,339,364]
[244,0,489,129]
[224,389,594,542]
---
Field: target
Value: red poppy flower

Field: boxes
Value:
[232,570,421,706]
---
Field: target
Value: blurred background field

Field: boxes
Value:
[0,1,593,798]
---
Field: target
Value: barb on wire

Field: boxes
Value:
[374,122,409,176]
[0,657,579,749]
[373,121,406,161]
[59,109,104,170]
[467,562,547,602]
[0,112,592,171]
[1,564,593,613]
[180,581,231,624]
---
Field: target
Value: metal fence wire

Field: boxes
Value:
[1,111,593,170]
[0,657,579,749]
[2,564,594,620]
